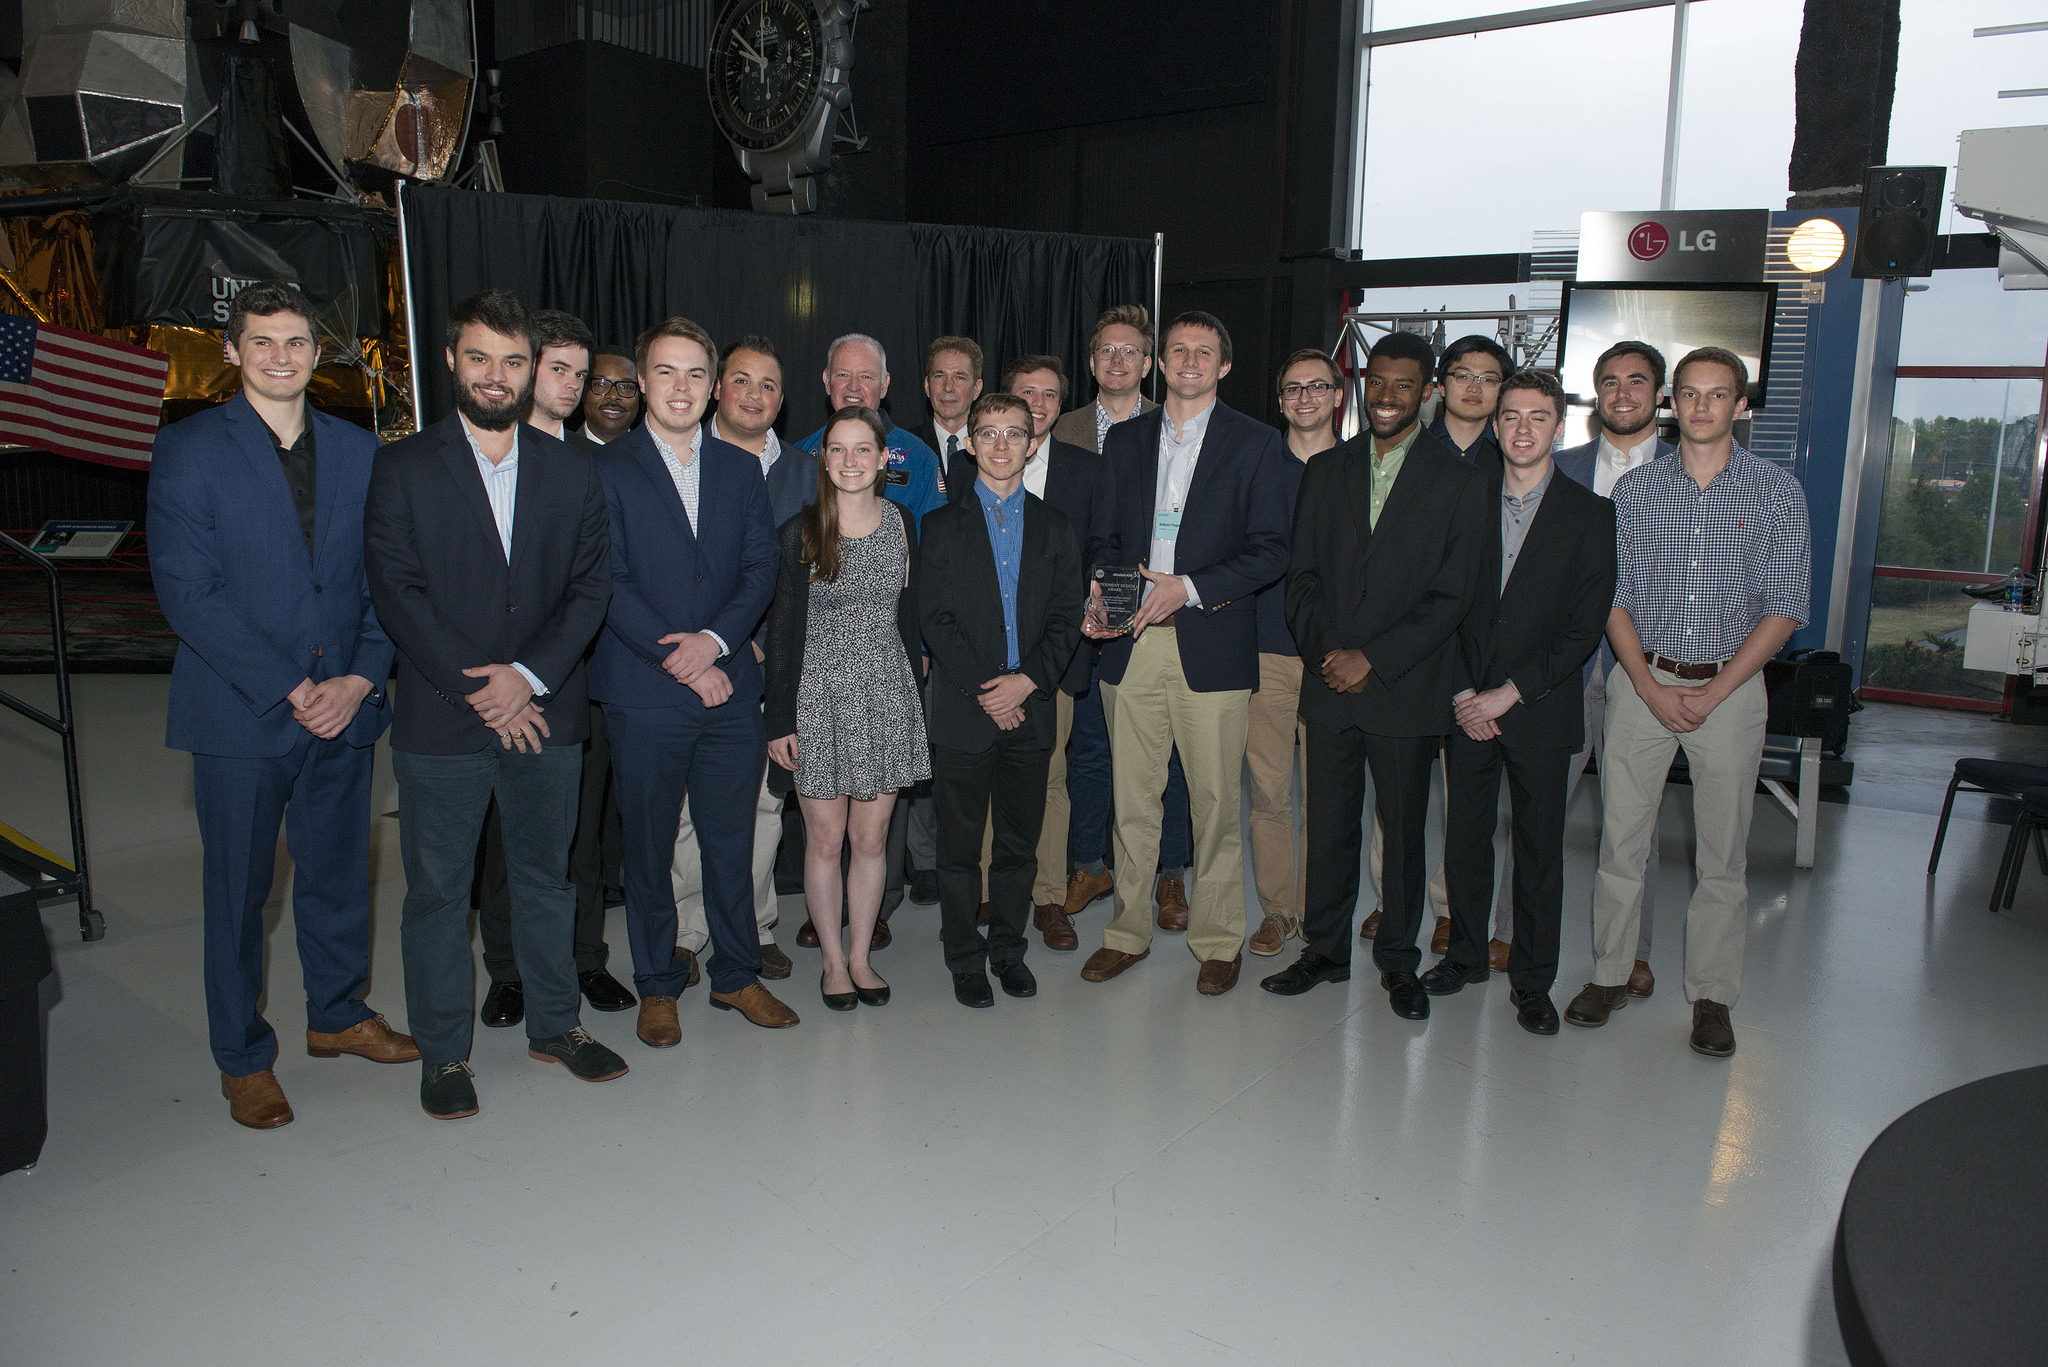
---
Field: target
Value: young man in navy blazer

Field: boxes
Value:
[587,317,790,1045]
[1079,311,1291,996]
[366,290,624,1120]
[150,280,415,1131]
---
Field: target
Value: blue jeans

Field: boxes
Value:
[393,744,584,1065]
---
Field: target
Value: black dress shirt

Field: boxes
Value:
[269,418,317,556]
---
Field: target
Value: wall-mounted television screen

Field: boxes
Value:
[1556,281,1778,409]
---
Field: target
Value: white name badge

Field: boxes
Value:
[1154,508,1182,540]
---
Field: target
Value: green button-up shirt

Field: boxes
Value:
[1368,424,1420,529]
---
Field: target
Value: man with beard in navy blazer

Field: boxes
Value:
[587,316,790,1046]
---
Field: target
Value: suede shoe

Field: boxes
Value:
[636,995,681,1048]
[1383,970,1430,1020]
[1420,957,1489,996]
[1628,959,1655,999]
[1155,878,1190,932]
[220,1069,293,1130]
[1510,988,1560,1035]
[908,869,940,905]
[995,960,1037,998]
[1034,902,1079,950]
[420,1060,478,1120]
[1260,949,1351,996]
[1196,954,1241,996]
[757,941,793,980]
[579,968,635,1012]
[528,1027,629,1081]
[1690,999,1736,1057]
[1564,982,1629,1028]
[481,981,524,1028]
[709,981,800,1028]
[1063,867,1113,914]
[1080,946,1149,982]
[953,970,995,1008]
[1359,907,1382,941]
[306,1013,419,1063]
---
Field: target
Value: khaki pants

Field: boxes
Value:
[1591,661,1767,1004]
[1100,626,1252,962]
[671,766,782,953]
[1030,690,1077,906]
[1245,652,1307,924]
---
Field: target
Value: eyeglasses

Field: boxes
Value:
[974,426,1032,446]
[589,377,640,398]
[1279,380,1335,400]
[1445,369,1502,387]
[1093,345,1145,363]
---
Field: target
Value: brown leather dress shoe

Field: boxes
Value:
[678,948,702,988]
[1563,982,1629,1028]
[976,901,991,926]
[1248,913,1293,957]
[220,1069,293,1130]
[1429,916,1451,954]
[710,981,800,1028]
[306,1013,419,1063]
[1196,954,1242,996]
[1487,938,1512,975]
[757,941,793,980]
[1156,878,1190,932]
[1080,946,1149,981]
[1035,902,1079,951]
[1359,907,1382,940]
[871,921,893,950]
[796,920,821,948]
[636,995,681,1048]
[1628,959,1655,998]
[1063,867,1113,914]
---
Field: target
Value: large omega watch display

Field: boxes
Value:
[706,0,867,214]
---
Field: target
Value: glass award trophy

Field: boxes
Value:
[1091,565,1142,632]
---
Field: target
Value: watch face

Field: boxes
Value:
[707,0,825,152]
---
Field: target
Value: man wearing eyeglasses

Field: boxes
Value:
[1052,305,1157,455]
[1244,348,1338,958]
[919,392,1085,1006]
[579,348,641,446]
[1429,334,1510,466]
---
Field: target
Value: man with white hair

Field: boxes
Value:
[794,332,947,529]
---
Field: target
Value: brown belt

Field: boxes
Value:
[1644,651,1721,681]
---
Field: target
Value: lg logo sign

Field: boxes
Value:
[1627,220,1718,261]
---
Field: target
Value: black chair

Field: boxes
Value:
[1928,758,2048,874]
[1991,787,2048,913]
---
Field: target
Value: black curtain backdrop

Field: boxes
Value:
[401,186,1155,438]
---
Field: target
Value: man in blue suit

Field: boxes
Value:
[149,280,415,1131]
[589,317,791,1046]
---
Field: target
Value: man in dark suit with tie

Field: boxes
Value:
[150,280,415,1130]
[588,316,790,1045]
[366,289,624,1120]
[1261,330,1491,1020]
[920,392,1086,1006]
[1431,370,1615,1034]
[1079,311,1290,996]
[926,335,984,504]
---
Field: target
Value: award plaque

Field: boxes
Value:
[1092,565,1142,632]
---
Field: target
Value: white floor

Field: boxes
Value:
[4,675,2047,1366]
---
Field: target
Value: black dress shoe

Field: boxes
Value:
[994,960,1037,998]
[821,972,857,1012]
[579,968,636,1012]
[1510,988,1560,1035]
[1420,957,1489,996]
[953,970,994,1008]
[757,941,793,980]
[1259,950,1352,996]
[481,981,524,1028]
[908,869,940,905]
[1382,971,1430,1020]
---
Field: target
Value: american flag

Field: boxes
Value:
[0,315,170,470]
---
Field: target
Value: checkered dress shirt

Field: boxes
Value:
[1611,443,1811,663]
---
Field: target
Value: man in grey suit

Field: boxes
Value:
[1554,340,1673,1002]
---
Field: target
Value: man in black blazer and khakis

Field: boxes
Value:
[1261,331,1490,1020]
[1431,370,1615,1035]
[920,393,1085,1006]
[365,291,626,1121]
[1080,312,1290,996]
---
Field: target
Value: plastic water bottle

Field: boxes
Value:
[2007,564,2026,611]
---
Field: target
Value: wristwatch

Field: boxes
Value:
[706,0,867,214]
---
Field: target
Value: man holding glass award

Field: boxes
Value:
[1077,312,1290,996]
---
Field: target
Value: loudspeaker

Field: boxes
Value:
[1851,166,1946,278]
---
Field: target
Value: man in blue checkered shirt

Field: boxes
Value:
[1563,346,1810,1059]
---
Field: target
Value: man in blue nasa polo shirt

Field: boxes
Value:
[794,332,947,527]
